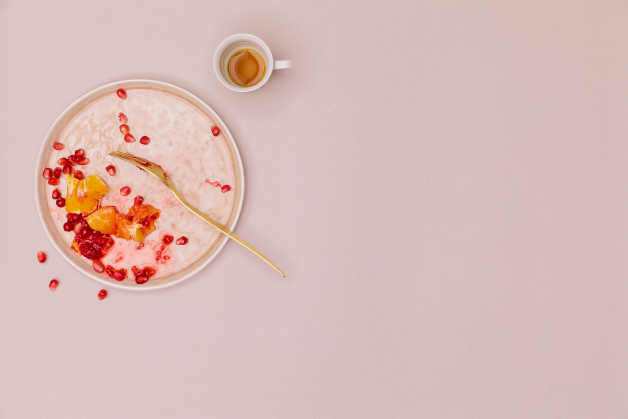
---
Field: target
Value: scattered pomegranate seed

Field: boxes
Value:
[112,269,127,281]
[63,222,73,231]
[77,157,90,165]
[134,196,144,206]
[56,198,66,207]
[98,289,108,300]
[62,165,73,175]
[119,124,130,135]
[42,168,52,179]
[116,88,127,99]
[92,260,105,273]
[67,213,81,222]
[74,170,84,180]
[135,275,148,284]
[74,148,85,157]
[118,112,128,123]
[136,242,145,250]
[52,142,65,150]
[132,265,156,284]
[53,167,62,178]
[49,279,59,291]
[221,184,231,193]
[47,177,59,186]
[139,136,150,145]
[37,251,47,263]
[51,189,61,199]
[162,235,174,245]
[58,157,70,166]
[105,165,116,176]
[211,125,220,136]
[124,134,135,143]
[162,255,171,261]
[120,186,131,196]
[176,236,188,245]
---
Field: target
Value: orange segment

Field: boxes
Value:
[66,195,99,215]
[82,175,108,199]
[86,206,117,235]
[115,203,160,242]
[64,174,108,215]
[114,213,133,240]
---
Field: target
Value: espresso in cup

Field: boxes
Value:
[214,33,292,92]
[227,48,266,87]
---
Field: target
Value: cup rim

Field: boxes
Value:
[213,33,274,93]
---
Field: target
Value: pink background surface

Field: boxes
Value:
[1,0,627,418]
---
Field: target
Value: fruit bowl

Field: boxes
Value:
[35,80,245,290]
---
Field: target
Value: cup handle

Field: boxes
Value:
[274,59,292,70]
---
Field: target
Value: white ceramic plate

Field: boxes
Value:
[35,80,245,290]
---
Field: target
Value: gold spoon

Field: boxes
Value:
[109,151,286,278]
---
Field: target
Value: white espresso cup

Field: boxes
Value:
[213,33,292,92]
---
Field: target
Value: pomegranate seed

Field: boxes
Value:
[58,157,70,166]
[37,251,47,263]
[42,168,52,179]
[112,269,127,281]
[53,167,62,178]
[120,186,131,196]
[51,189,60,199]
[135,275,148,284]
[176,236,188,245]
[49,279,59,291]
[62,165,73,175]
[77,157,90,165]
[134,196,144,206]
[47,177,59,186]
[74,170,84,180]
[139,135,150,145]
[63,222,73,231]
[74,148,85,157]
[52,142,64,150]
[119,124,130,135]
[124,133,135,143]
[79,242,102,260]
[118,112,128,123]
[92,260,105,273]
[67,213,81,222]
[98,289,108,300]
[105,165,116,176]
[136,242,145,250]
[162,235,174,245]
[211,125,220,136]
[221,184,231,193]
[55,198,66,207]
[116,88,127,99]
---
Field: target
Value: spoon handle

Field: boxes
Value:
[173,191,286,278]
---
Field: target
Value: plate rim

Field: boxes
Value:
[34,79,245,291]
